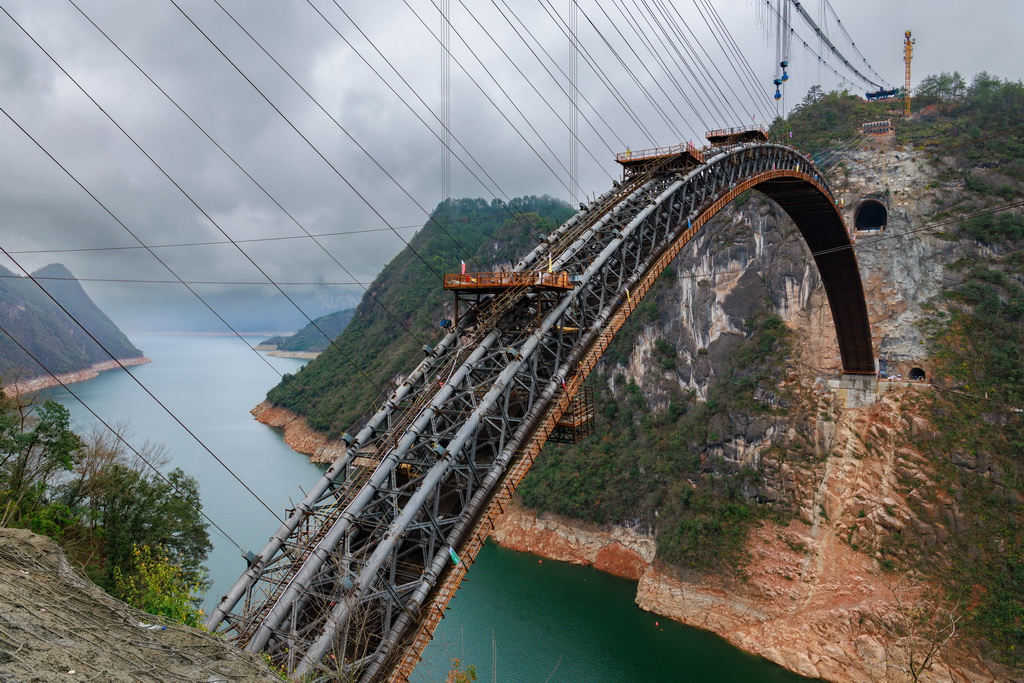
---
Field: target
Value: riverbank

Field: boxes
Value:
[251,401,343,462]
[252,344,321,359]
[491,499,1002,683]
[252,401,1009,683]
[4,356,151,397]
[267,350,320,359]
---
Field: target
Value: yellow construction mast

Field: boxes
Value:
[903,30,915,118]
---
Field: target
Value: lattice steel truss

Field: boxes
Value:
[205,143,874,681]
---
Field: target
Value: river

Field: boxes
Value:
[43,334,808,682]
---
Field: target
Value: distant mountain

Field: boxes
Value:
[259,308,356,354]
[0,263,144,384]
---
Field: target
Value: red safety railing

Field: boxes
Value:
[442,270,572,291]
[615,141,704,164]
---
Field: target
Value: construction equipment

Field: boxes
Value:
[903,30,915,118]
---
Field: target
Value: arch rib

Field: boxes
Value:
[207,143,875,682]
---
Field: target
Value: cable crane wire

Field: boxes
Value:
[784,0,889,90]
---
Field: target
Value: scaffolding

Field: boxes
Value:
[442,270,571,292]
[444,270,573,326]
[548,385,596,443]
[705,124,769,146]
[615,142,705,179]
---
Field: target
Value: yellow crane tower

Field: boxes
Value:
[903,30,915,118]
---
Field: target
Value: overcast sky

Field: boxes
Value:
[0,0,1020,332]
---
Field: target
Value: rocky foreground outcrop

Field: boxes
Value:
[0,528,279,682]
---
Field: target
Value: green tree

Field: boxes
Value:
[95,465,210,592]
[445,658,477,683]
[0,395,83,527]
[113,543,206,627]
[43,420,212,591]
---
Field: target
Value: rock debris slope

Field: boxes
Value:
[0,529,279,683]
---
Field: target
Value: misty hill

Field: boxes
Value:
[259,308,356,354]
[0,263,143,383]
[264,195,574,432]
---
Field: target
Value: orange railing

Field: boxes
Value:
[615,141,704,164]
[442,270,572,291]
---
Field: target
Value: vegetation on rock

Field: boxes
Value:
[521,284,795,570]
[916,220,1024,665]
[0,391,210,622]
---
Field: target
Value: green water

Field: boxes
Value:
[415,541,808,682]
[44,334,810,682]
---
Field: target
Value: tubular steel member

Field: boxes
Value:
[207,142,875,682]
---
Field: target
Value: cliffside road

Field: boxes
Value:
[0,529,279,682]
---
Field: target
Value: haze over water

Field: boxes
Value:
[44,334,808,682]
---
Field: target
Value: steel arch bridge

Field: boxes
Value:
[206,142,874,681]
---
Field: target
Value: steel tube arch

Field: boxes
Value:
[207,142,874,681]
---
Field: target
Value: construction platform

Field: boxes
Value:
[705,124,769,146]
[548,386,595,444]
[615,142,705,178]
[443,270,572,293]
[861,120,893,136]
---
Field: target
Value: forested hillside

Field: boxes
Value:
[0,263,143,382]
[265,195,574,432]
[259,308,355,353]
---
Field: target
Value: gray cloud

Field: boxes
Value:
[0,0,1019,331]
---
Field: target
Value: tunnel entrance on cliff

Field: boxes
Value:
[854,199,888,230]
[909,367,926,381]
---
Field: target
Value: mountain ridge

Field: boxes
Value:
[0,263,147,393]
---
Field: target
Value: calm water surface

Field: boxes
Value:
[44,334,808,682]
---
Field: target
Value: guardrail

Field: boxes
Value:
[442,270,572,290]
[615,141,704,164]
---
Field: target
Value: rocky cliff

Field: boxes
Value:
[502,140,1024,682]
[495,385,1007,682]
